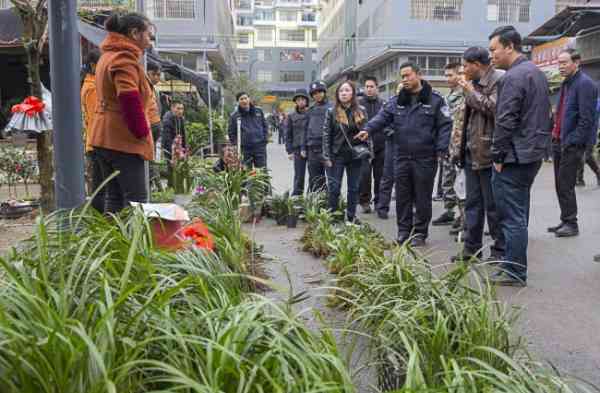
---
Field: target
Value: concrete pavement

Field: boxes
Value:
[263,142,600,386]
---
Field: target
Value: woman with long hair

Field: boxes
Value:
[89,12,155,213]
[322,80,370,223]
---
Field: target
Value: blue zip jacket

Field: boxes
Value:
[557,70,599,147]
[228,104,268,148]
[363,81,452,159]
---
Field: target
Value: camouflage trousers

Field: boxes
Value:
[440,156,458,214]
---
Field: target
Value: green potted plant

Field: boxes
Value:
[270,193,288,226]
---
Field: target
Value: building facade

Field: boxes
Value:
[232,0,319,106]
[318,0,590,98]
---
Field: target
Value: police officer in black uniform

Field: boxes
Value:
[356,62,452,247]
[304,81,333,192]
[228,91,269,168]
[286,89,310,195]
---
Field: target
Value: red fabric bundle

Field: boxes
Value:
[117,90,149,139]
[11,96,45,117]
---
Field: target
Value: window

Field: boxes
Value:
[487,0,530,23]
[237,15,253,26]
[256,28,273,41]
[312,49,318,62]
[255,9,274,21]
[151,0,196,19]
[302,11,316,22]
[410,0,463,21]
[280,71,305,82]
[279,29,305,42]
[280,49,305,62]
[238,33,250,44]
[234,0,251,10]
[257,70,273,83]
[407,54,462,76]
[236,50,250,63]
[311,29,318,41]
[257,49,273,62]
[279,10,297,22]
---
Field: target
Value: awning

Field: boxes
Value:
[78,20,221,106]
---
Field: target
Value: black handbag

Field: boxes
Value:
[340,123,372,161]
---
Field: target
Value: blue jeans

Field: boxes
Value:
[492,161,542,280]
[327,151,363,220]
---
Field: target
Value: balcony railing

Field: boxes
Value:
[78,0,135,8]
[0,0,10,9]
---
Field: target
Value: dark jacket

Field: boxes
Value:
[557,70,599,147]
[457,67,504,170]
[161,110,186,160]
[285,108,309,154]
[358,95,386,152]
[304,99,333,149]
[322,106,369,161]
[363,80,452,159]
[493,56,552,164]
[228,104,268,148]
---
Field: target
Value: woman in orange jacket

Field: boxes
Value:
[90,13,155,213]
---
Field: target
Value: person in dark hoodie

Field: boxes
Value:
[304,81,333,192]
[286,89,310,195]
[356,62,452,247]
[358,76,386,215]
[228,91,269,168]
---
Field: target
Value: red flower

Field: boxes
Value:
[180,220,214,251]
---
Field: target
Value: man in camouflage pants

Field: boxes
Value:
[432,63,464,228]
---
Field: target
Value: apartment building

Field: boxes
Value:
[232,0,319,105]
[318,0,593,98]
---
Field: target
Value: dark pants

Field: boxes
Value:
[291,150,307,196]
[377,140,394,213]
[395,157,438,241]
[553,142,585,224]
[87,151,106,213]
[492,161,542,281]
[277,127,285,144]
[242,144,267,169]
[307,146,327,192]
[94,147,148,214]
[327,150,363,220]
[441,156,458,213]
[359,148,385,206]
[576,144,600,182]
[464,163,504,256]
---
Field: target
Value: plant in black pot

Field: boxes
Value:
[271,193,288,226]
[286,196,300,228]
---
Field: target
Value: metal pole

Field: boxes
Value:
[48,0,85,210]
[205,51,214,155]
[138,0,150,202]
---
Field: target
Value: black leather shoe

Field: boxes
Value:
[411,237,426,248]
[433,195,444,202]
[432,212,455,226]
[547,223,564,233]
[395,237,409,246]
[377,210,389,220]
[360,204,372,214]
[451,251,481,263]
[555,224,579,237]
[489,271,526,287]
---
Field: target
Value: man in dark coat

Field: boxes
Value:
[488,26,552,286]
[286,89,310,195]
[228,92,269,168]
[356,62,452,247]
[304,81,333,192]
[358,76,386,215]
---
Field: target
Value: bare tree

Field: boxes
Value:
[10,0,54,211]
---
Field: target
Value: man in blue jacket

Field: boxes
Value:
[356,62,452,247]
[228,91,269,169]
[548,49,599,238]
[488,26,552,286]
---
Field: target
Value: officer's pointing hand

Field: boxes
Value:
[355,130,369,142]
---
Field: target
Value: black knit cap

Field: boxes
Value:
[236,91,249,101]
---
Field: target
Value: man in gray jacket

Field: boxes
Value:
[286,89,310,195]
[488,26,552,286]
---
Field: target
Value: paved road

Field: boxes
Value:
[265,142,600,386]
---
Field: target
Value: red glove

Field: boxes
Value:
[118,90,149,139]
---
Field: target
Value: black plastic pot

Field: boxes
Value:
[276,215,288,226]
[287,214,298,228]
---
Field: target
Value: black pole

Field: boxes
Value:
[48,0,86,210]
